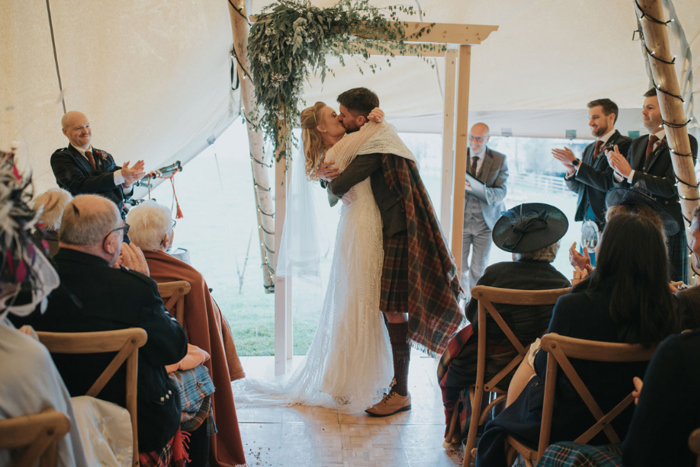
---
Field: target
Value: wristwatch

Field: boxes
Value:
[571,158,581,167]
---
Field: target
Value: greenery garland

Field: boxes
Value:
[248,0,443,161]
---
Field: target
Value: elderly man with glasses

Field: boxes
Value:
[13,194,189,462]
[126,200,247,467]
[462,122,509,298]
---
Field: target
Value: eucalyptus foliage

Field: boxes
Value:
[248,0,443,161]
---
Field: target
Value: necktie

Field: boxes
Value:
[85,150,97,171]
[593,140,604,161]
[645,135,659,159]
[470,156,479,177]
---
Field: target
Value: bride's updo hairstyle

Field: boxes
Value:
[300,102,326,180]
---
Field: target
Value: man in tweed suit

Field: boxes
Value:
[322,88,463,417]
[462,123,509,296]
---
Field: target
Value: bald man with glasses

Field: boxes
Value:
[462,123,509,297]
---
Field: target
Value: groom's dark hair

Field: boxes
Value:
[337,88,380,117]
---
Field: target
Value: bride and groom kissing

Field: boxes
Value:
[294,87,464,416]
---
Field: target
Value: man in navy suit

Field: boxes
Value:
[607,88,698,283]
[553,98,631,232]
[51,111,146,218]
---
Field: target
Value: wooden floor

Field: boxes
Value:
[236,350,464,467]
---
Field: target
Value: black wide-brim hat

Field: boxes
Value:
[492,203,569,253]
[605,183,680,236]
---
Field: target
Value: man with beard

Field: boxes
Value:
[553,99,631,232]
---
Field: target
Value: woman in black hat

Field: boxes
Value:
[475,213,682,466]
[438,203,570,445]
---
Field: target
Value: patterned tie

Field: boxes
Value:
[645,135,659,159]
[85,150,97,171]
[593,140,604,161]
[470,156,479,177]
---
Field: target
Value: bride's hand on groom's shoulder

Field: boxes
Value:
[318,155,340,181]
[368,108,384,123]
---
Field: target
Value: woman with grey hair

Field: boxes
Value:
[126,200,246,466]
[438,203,570,445]
[32,188,72,256]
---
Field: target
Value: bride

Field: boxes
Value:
[234,102,395,412]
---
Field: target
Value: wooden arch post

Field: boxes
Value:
[636,0,700,278]
[248,17,497,375]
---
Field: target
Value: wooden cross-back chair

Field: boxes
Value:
[688,428,700,467]
[459,285,570,467]
[0,408,71,467]
[506,332,656,467]
[157,281,192,326]
[37,328,148,467]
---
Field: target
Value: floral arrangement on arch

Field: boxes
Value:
[247,0,443,161]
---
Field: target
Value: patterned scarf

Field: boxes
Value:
[381,154,464,355]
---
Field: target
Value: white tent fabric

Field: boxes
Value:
[2,0,698,195]
[1,0,240,194]
[259,0,699,139]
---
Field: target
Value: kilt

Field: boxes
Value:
[380,233,409,313]
[668,229,689,284]
[538,442,623,467]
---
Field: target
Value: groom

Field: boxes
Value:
[320,87,464,416]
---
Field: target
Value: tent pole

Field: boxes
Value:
[227,0,275,292]
[440,49,458,241]
[636,0,700,278]
[452,45,472,276]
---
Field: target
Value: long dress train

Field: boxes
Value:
[233,139,392,412]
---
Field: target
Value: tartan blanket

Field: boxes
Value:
[538,442,623,467]
[139,429,190,467]
[381,154,464,355]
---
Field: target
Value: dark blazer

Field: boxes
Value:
[13,249,188,453]
[328,152,407,237]
[51,145,130,216]
[477,289,650,465]
[466,147,509,230]
[615,134,698,226]
[623,330,700,467]
[567,130,631,227]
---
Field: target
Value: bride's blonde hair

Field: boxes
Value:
[300,102,327,180]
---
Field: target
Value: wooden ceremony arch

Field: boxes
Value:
[230,2,498,374]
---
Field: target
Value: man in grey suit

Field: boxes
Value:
[462,123,509,296]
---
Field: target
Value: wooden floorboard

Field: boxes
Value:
[236,350,464,466]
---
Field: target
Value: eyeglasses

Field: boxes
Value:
[104,223,130,243]
[172,220,177,229]
[468,135,487,142]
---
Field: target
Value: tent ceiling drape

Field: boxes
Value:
[2,0,699,193]
[1,0,239,193]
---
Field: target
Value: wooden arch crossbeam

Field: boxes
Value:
[248,16,498,375]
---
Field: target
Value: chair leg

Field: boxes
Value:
[462,386,484,467]
[443,404,461,448]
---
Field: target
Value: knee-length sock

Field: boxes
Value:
[387,322,411,396]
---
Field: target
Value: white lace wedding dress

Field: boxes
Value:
[232,125,393,412]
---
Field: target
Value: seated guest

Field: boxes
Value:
[476,213,683,466]
[13,194,188,463]
[676,205,700,327]
[537,329,700,467]
[437,203,570,444]
[126,200,247,467]
[32,187,72,256]
[0,153,88,466]
[568,182,678,279]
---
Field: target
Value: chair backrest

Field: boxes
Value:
[37,328,147,467]
[688,428,700,467]
[157,280,192,326]
[0,408,71,467]
[536,332,656,459]
[472,286,570,393]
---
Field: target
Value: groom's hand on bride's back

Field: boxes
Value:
[318,155,340,182]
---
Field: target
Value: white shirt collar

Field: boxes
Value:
[598,129,616,145]
[653,128,666,141]
[70,144,93,157]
